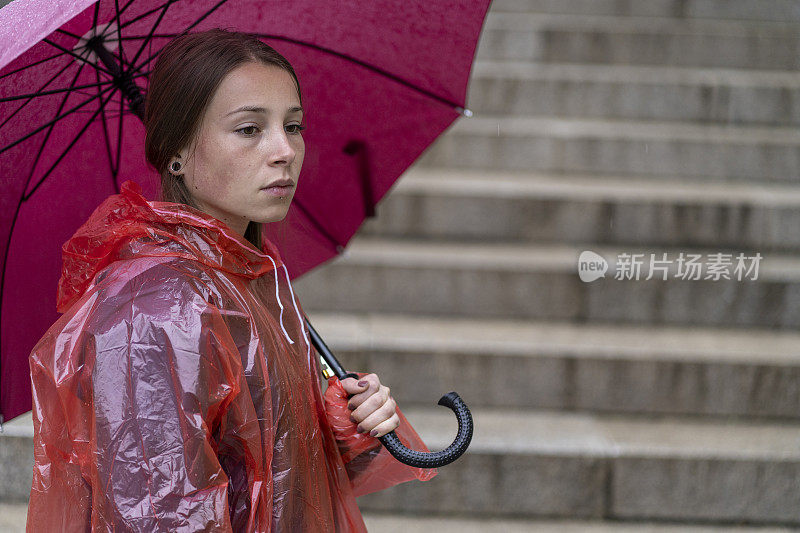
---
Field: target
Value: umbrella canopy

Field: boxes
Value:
[0,0,488,423]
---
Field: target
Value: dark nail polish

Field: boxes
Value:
[369,429,378,437]
[349,415,357,423]
[347,404,354,411]
[358,380,368,387]
[356,425,364,433]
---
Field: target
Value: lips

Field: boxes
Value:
[262,178,295,189]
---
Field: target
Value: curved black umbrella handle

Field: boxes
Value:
[305,316,473,468]
[378,390,473,468]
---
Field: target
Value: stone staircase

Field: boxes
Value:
[4,1,800,531]
[295,1,800,530]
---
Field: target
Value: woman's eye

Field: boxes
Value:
[236,124,305,136]
[236,125,260,136]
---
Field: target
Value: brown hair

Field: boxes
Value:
[143,27,302,250]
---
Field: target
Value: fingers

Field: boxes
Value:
[339,373,400,437]
[340,376,369,396]
[366,413,400,438]
[345,373,380,409]
[351,389,391,425]
[352,395,398,437]
[350,382,389,421]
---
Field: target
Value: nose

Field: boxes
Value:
[269,127,296,166]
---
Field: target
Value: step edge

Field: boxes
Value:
[485,11,800,34]
[448,115,800,145]
[304,312,800,366]
[329,239,793,282]
[471,60,800,88]
[4,407,800,461]
[393,167,800,205]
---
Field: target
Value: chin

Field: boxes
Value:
[254,207,290,224]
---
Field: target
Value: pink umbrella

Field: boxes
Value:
[0,0,488,436]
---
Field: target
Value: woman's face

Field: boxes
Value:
[177,61,305,236]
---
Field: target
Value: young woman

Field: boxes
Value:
[26,28,435,532]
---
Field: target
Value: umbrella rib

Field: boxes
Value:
[0,53,67,82]
[343,139,376,218]
[290,197,345,253]
[99,0,123,193]
[113,0,133,81]
[117,0,179,33]
[23,85,120,203]
[117,0,138,20]
[120,0,229,35]
[92,0,100,31]
[114,71,124,184]
[108,0,131,182]
[54,28,83,40]
[0,80,118,103]
[25,60,90,197]
[125,0,231,78]
[1,59,85,130]
[0,84,116,155]
[42,38,115,79]
[174,0,231,33]
[69,108,131,120]
[96,61,117,178]
[1,71,146,115]
[128,0,180,68]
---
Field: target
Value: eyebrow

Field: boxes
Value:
[225,105,303,117]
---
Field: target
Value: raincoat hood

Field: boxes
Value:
[28,179,435,532]
[56,179,283,313]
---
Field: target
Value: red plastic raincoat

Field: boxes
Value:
[26,180,436,532]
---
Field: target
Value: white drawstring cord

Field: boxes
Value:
[281,264,311,368]
[263,256,294,344]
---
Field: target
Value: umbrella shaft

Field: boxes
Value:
[304,316,350,380]
[85,38,145,119]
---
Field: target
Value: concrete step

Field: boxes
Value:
[490,0,800,23]
[0,413,33,504]
[0,504,795,533]
[469,61,800,126]
[0,503,27,533]
[4,407,800,525]
[306,311,800,420]
[361,167,800,252]
[416,115,800,183]
[363,513,800,533]
[355,407,800,526]
[293,238,800,329]
[477,12,800,70]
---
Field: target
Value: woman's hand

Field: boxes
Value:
[341,373,399,438]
